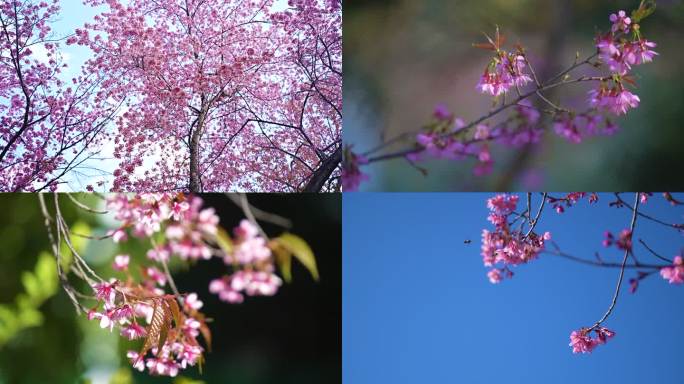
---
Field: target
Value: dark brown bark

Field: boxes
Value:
[303,145,341,192]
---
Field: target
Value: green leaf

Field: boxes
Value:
[17,308,43,327]
[631,0,656,23]
[273,246,293,283]
[0,251,58,348]
[273,233,319,281]
[215,227,234,255]
[35,252,58,298]
[21,272,41,302]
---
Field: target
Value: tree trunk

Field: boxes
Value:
[303,145,342,192]
[189,107,208,192]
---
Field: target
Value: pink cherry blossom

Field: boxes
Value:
[477,54,532,96]
[487,269,502,284]
[184,293,203,311]
[569,327,615,354]
[127,351,145,372]
[230,220,272,264]
[660,256,684,284]
[628,39,658,65]
[481,194,551,283]
[88,309,115,331]
[93,280,119,307]
[609,10,632,33]
[569,329,595,354]
[121,323,147,340]
[113,254,130,271]
[342,148,370,192]
[145,267,167,287]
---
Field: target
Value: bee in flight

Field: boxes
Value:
[463,239,472,244]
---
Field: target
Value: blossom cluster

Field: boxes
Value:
[106,193,219,261]
[208,220,283,304]
[342,146,370,191]
[476,51,532,97]
[660,256,684,284]
[89,278,206,377]
[547,192,598,214]
[106,193,285,304]
[602,229,633,251]
[588,9,657,117]
[88,193,304,375]
[569,327,616,354]
[480,194,551,283]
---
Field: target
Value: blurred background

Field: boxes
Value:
[0,194,340,384]
[344,0,684,191]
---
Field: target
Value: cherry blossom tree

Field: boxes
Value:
[343,1,657,191]
[72,0,341,192]
[478,192,683,354]
[0,0,117,191]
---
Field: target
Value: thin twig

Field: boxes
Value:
[614,193,682,230]
[225,193,292,228]
[589,192,640,331]
[66,193,108,214]
[638,238,673,263]
[153,237,183,306]
[523,192,547,239]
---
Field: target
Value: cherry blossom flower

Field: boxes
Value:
[487,269,502,284]
[184,293,203,311]
[145,267,167,287]
[111,304,134,322]
[628,39,658,65]
[121,323,147,340]
[93,280,119,307]
[127,351,145,372]
[113,255,130,271]
[342,148,370,191]
[660,256,684,285]
[602,229,632,251]
[609,10,632,33]
[569,327,615,354]
[232,220,272,264]
[88,309,115,331]
[477,54,532,96]
[569,329,595,354]
[210,270,283,303]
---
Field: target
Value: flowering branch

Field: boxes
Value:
[478,192,683,354]
[343,2,659,191]
[38,192,319,377]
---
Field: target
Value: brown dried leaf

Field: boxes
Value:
[199,322,212,352]
[167,296,182,328]
[139,298,172,358]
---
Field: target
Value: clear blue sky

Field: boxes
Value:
[343,193,684,384]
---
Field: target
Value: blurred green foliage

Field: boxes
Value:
[0,252,58,347]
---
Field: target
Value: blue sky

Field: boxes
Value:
[343,193,684,384]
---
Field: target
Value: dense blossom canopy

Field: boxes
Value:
[76,0,342,192]
[1,0,341,191]
[0,0,115,191]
